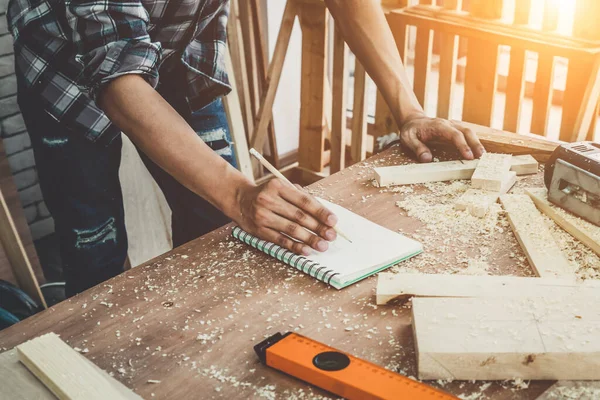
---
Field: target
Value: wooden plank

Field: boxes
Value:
[0,349,142,400]
[223,49,255,182]
[350,60,368,165]
[436,0,461,119]
[457,121,560,162]
[572,54,600,142]
[298,2,328,172]
[537,381,600,400]
[470,153,512,191]
[0,167,46,307]
[525,187,600,256]
[394,5,600,56]
[455,171,516,217]
[330,24,348,173]
[374,91,398,138]
[463,37,499,126]
[462,0,501,126]
[227,0,254,139]
[503,0,530,133]
[503,47,527,133]
[249,2,296,156]
[17,333,141,400]
[387,15,407,63]
[377,272,599,305]
[412,294,600,380]
[375,154,537,187]
[500,194,574,277]
[530,4,558,136]
[413,26,433,108]
[561,56,596,141]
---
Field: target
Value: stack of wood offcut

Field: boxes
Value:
[374,153,600,384]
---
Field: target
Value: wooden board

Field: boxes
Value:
[350,60,368,165]
[412,295,600,380]
[375,154,537,187]
[470,153,512,192]
[455,171,516,218]
[537,381,600,400]
[500,194,574,277]
[0,348,141,400]
[0,139,45,305]
[330,24,348,173]
[298,2,328,172]
[525,187,600,256]
[17,333,141,400]
[376,272,600,305]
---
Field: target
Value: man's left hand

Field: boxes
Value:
[398,115,486,163]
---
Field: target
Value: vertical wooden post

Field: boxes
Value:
[436,0,462,119]
[560,0,600,141]
[298,2,328,172]
[351,60,368,165]
[503,0,530,133]
[330,24,348,173]
[462,0,502,126]
[413,26,433,109]
[530,1,558,135]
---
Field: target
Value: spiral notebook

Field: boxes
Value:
[232,198,423,289]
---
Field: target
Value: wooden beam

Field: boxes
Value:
[436,0,461,119]
[377,272,598,305]
[462,38,499,126]
[17,333,141,399]
[470,153,512,191]
[374,154,537,187]
[350,60,368,165]
[572,54,600,142]
[525,187,600,256]
[298,2,328,172]
[412,294,600,380]
[500,194,574,277]
[457,121,560,162]
[413,26,433,108]
[530,5,558,136]
[223,49,254,182]
[250,2,297,154]
[0,179,46,308]
[330,24,348,173]
[455,171,516,218]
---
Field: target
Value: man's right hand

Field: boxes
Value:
[234,179,338,256]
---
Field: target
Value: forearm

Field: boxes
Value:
[325,0,424,125]
[98,74,251,221]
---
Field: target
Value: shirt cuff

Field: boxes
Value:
[76,39,162,100]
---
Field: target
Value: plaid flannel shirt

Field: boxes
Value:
[7,0,231,145]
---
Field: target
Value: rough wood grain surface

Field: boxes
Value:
[376,272,600,305]
[500,194,574,278]
[471,153,513,192]
[0,147,561,399]
[413,295,600,380]
[17,333,141,399]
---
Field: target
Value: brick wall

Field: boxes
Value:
[0,0,55,240]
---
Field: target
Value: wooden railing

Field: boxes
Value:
[240,0,600,182]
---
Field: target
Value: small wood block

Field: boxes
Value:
[17,333,141,400]
[500,194,574,277]
[471,153,513,191]
[526,187,600,256]
[455,171,517,218]
[376,272,600,305]
[374,155,537,187]
[412,295,600,380]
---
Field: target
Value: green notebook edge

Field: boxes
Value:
[231,226,423,290]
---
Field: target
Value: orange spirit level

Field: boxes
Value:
[254,332,457,400]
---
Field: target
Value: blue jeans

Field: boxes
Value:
[17,68,237,297]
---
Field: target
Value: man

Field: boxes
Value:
[8,0,485,296]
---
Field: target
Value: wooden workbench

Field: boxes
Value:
[0,146,559,399]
